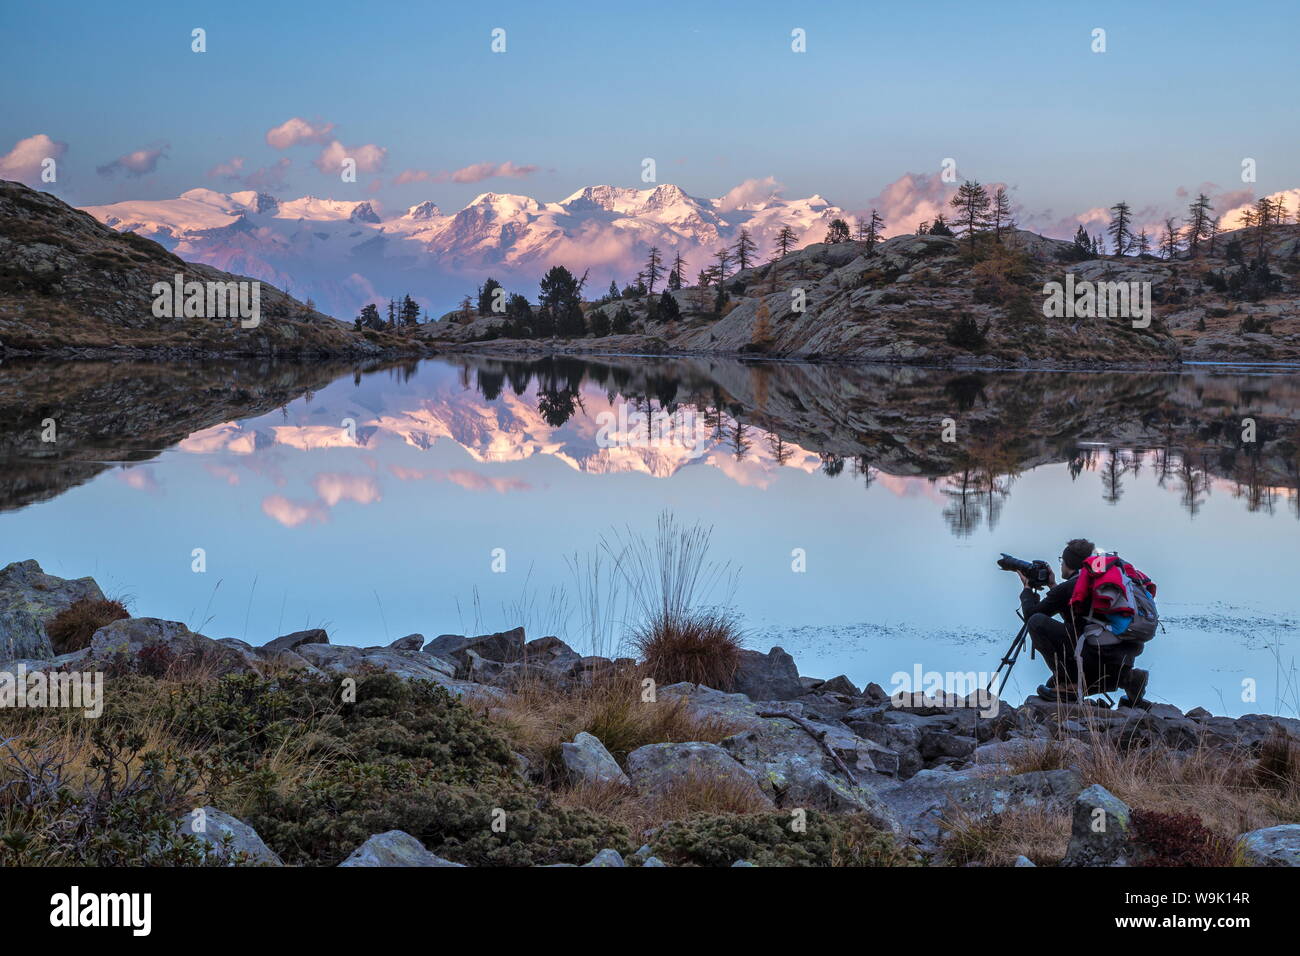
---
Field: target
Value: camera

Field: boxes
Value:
[997,553,1054,589]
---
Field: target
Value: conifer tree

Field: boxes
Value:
[772,224,798,259]
[1107,201,1133,256]
[950,180,991,258]
[733,229,757,270]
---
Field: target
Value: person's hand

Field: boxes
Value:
[1016,571,1029,587]
[1045,569,1057,587]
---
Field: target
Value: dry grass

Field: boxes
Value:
[554,770,773,835]
[951,720,1300,866]
[491,668,747,783]
[45,598,130,654]
[941,805,1071,867]
[632,610,744,690]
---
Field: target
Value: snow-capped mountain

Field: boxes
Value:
[80,184,847,319]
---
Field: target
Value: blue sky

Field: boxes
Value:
[2,0,1297,221]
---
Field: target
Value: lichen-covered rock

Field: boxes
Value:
[0,559,106,661]
[177,807,282,866]
[625,741,771,806]
[1237,824,1300,867]
[90,618,256,675]
[1061,785,1132,867]
[561,731,630,787]
[878,767,1083,850]
[339,830,464,867]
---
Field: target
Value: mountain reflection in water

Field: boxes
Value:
[1,354,1297,713]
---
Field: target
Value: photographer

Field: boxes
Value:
[1014,537,1147,702]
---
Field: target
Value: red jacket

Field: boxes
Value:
[1068,554,1156,620]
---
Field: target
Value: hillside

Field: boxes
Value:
[432,227,1300,368]
[0,181,403,356]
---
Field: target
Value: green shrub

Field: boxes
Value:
[166,672,632,865]
[650,812,920,867]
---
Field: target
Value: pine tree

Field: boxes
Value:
[589,308,611,336]
[400,293,421,325]
[1073,224,1093,258]
[733,229,757,271]
[1160,217,1182,260]
[643,247,664,295]
[1134,230,1151,257]
[611,304,633,334]
[607,280,620,301]
[477,278,502,315]
[864,209,885,251]
[1184,193,1214,257]
[1107,201,1133,256]
[991,188,1014,242]
[657,290,681,323]
[387,298,397,328]
[714,246,733,282]
[824,218,851,244]
[356,302,382,330]
[928,214,954,237]
[949,180,991,258]
[772,225,798,259]
[669,251,688,290]
[538,265,584,337]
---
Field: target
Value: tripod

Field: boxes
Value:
[986,610,1031,700]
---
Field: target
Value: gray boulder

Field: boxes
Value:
[424,627,526,673]
[262,628,328,653]
[583,848,626,867]
[561,731,630,787]
[339,830,463,867]
[90,618,256,675]
[625,741,772,806]
[0,559,106,661]
[732,646,803,701]
[388,633,425,651]
[178,807,282,866]
[818,675,862,697]
[1237,824,1300,867]
[878,767,1083,850]
[1061,784,1132,867]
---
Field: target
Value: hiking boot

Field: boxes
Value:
[1118,667,1149,707]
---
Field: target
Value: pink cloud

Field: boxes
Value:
[859,172,959,237]
[116,465,162,495]
[97,143,168,178]
[265,117,336,150]
[387,464,530,494]
[262,495,328,528]
[717,176,783,211]
[243,157,293,191]
[207,156,245,180]
[393,160,539,186]
[0,133,67,185]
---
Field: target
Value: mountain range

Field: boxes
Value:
[80,184,847,319]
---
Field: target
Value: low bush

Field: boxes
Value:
[650,811,920,867]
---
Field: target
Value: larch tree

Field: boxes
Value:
[643,246,664,295]
[991,188,1014,242]
[772,224,798,259]
[1107,201,1133,256]
[733,229,757,271]
[949,180,991,258]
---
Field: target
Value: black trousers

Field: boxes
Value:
[1026,613,1143,690]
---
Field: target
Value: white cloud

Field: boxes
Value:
[0,133,68,184]
[313,140,387,175]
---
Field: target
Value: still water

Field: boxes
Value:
[2,355,1297,714]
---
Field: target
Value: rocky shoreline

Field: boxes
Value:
[3,558,1298,867]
